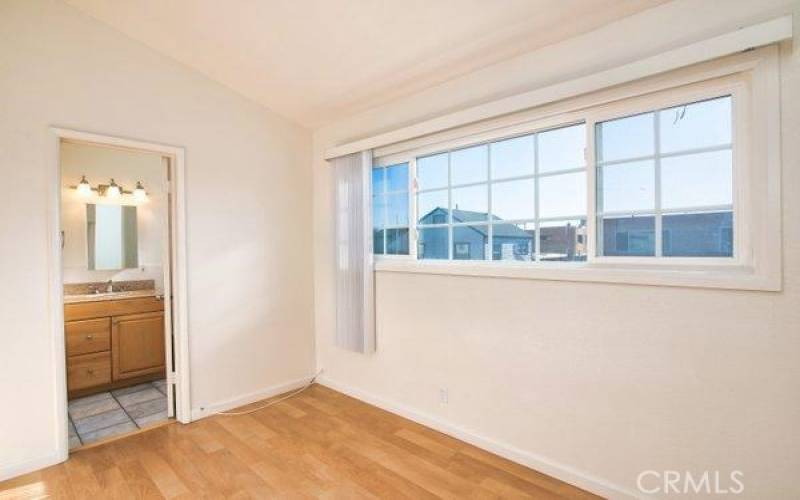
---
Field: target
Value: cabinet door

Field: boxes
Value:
[112,311,166,380]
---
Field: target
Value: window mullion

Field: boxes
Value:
[410,159,418,259]
[533,133,541,262]
[447,151,453,260]
[382,167,388,255]
[487,144,493,261]
[654,111,663,258]
[588,118,600,259]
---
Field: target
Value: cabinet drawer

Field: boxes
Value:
[65,318,111,356]
[64,296,164,321]
[67,352,111,391]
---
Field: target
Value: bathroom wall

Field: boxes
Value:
[60,141,165,288]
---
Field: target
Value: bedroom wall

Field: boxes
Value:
[0,0,315,478]
[313,0,799,497]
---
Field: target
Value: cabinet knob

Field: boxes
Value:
[86,334,94,340]
[87,369,95,375]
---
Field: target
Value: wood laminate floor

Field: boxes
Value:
[0,385,601,499]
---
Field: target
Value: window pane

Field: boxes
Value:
[386,228,409,255]
[596,112,654,162]
[452,184,488,221]
[599,160,654,213]
[453,225,487,260]
[372,195,386,228]
[373,228,385,255]
[451,145,488,185]
[539,172,586,218]
[491,178,535,221]
[386,163,408,192]
[491,135,534,180]
[539,123,585,173]
[660,96,731,153]
[600,215,655,256]
[418,227,448,259]
[661,150,732,209]
[539,219,587,261]
[417,153,448,190]
[417,189,448,225]
[492,221,534,261]
[663,211,732,257]
[386,192,409,226]
[372,167,385,195]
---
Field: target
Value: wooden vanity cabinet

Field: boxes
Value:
[113,312,166,381]
[64,297,165,398]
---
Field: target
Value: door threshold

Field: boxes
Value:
[70,418,176,453]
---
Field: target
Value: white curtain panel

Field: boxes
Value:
[333,151,375,353]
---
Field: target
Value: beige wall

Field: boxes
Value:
[313,1,800,498]
[60,142,166,286]
[0,0,314,477]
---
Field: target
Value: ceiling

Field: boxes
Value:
[65,0,667,128]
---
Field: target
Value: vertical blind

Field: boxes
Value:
[333,151,375,353]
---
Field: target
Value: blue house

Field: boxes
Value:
[418,208,534,260]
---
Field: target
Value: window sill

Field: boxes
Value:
[373,257,780,291]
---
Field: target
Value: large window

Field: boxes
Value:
[366,49,782,290]
[415,124,587,262]
[372,89,739,264]
[596,95,733,258]
[372,163,409,255]
[372,91,739,265]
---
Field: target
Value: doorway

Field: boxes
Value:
[49,128,190,457]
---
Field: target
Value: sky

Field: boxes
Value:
[375,95,732,229]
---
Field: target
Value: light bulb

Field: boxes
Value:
[133,181,147,202]
[106,179,121,198]
[77,175,92,197]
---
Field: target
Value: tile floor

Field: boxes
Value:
[68,379,169,449]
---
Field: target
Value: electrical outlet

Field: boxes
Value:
[439,388,448,404]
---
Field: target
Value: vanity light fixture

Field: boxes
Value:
[76,175,92,197]
[71,176,144,201]
[106,178,122,198]
[133,181,147,201]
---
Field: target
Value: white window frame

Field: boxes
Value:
[372,46,781,291]
[586,84,745,267]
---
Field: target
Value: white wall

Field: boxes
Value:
[0,0,315,478]
[60,142,165,286]
[313,1,800,498]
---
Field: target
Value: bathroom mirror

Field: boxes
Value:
[86,204,139,270]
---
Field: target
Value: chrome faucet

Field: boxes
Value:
[106,280,114,293]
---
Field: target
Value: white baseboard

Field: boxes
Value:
[0,451,64,482]
[318,376,642,500]
[190,375,314,421]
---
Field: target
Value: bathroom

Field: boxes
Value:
[60,139,173,449]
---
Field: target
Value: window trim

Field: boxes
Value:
[372,46,782,291]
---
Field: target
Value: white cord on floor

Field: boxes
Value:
[215,369,324,416]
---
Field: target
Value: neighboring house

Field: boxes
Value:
[601,211,732,257]
[538,223,587,261]
[418,207,586,261]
